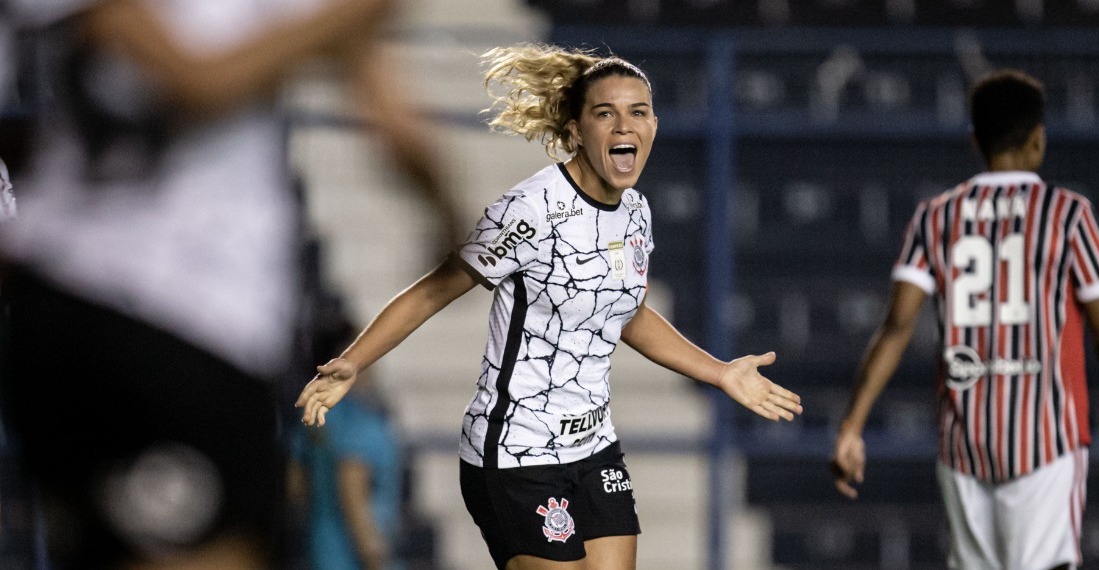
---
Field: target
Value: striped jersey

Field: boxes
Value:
[893,171,1099,482]
[455,164,653,469]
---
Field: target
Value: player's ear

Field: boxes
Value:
[566,119,582,148]
[1028,124,1046,154]
[1022,124,1046,171]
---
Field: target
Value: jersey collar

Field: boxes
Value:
[557,163,624,212]
[970,171,1042,186]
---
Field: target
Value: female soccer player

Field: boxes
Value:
[297,43,803,570]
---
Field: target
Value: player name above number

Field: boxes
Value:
[961,195,1027,222]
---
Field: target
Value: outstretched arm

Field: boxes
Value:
[619,299,803,421]
[831,280,926,499]
[296,256,475,425]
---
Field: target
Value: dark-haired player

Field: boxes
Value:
[832,69,1099,570]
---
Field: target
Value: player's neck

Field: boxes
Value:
[986,152,1041,174]
[565,157,624,206]
[985,127,1044,173]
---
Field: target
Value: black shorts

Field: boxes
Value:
[0,267,285,569]
[459,441,641,569]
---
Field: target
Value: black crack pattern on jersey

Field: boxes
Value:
[459,166,653,468]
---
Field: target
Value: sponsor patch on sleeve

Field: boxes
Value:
[476,217,537,268]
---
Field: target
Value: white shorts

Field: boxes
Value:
[937,447,1088,570]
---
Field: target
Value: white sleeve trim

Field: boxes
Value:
[891,265,936,294]
[1077,282,1099,303]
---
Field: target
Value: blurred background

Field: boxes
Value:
[3,0,1099,569]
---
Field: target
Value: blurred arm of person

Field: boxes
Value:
[287,454,309,509]
[78,0,393,117]
[82,0,464,254]
[831,281,926,499]
[338,19,465,254]
[337,458,388,569]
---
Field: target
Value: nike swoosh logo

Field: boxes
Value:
[577,255,600,265]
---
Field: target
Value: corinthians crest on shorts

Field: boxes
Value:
[536,497,575,543]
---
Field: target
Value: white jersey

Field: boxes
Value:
[0,0,327,377]
[456,164,654,469]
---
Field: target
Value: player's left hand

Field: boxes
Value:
[716,352,802,421]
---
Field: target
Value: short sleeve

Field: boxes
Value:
[456,191,542,289]
[891,201,937,294]
[1071,199,1099,303]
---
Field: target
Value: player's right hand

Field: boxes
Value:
[295,357,358,426]
[830,429,866,499]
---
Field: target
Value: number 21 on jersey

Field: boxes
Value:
[952,234,1029,327]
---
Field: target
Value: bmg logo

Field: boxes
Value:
[477,219,536,267]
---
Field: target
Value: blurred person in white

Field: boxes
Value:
[0,0,460,568]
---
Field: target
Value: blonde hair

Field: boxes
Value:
[481,44,651,160]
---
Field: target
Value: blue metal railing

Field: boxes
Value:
[702,34,739,570]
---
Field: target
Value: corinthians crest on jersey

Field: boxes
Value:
[455,163,654,469]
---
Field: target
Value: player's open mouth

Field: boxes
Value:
[609,144,637,173]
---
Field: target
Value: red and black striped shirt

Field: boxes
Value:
[894,171,1099,482]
